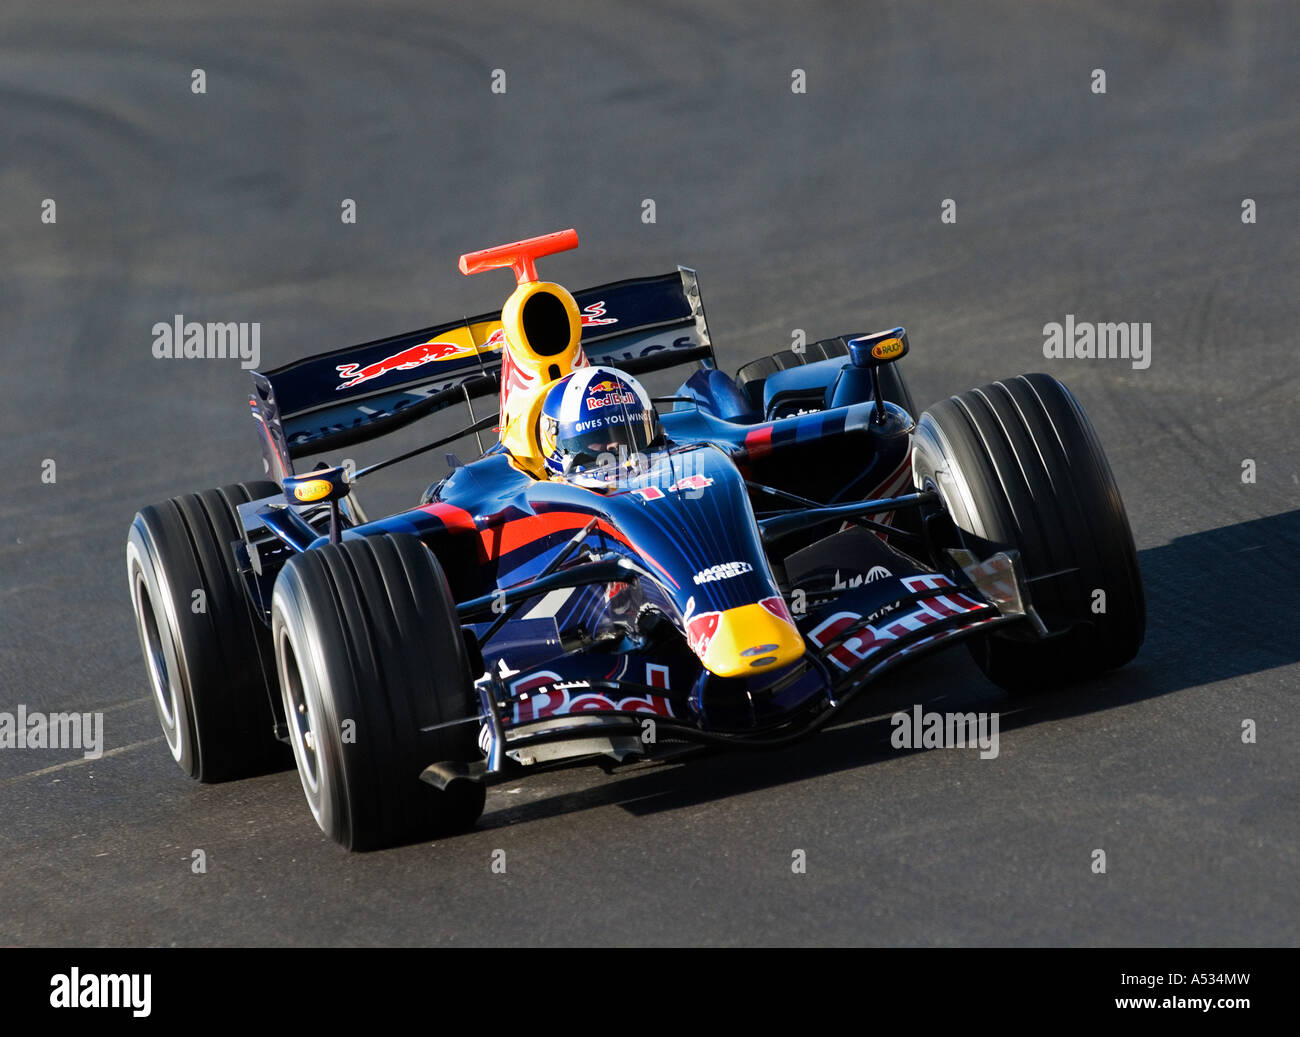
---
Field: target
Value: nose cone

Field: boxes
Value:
[686,601,805,678]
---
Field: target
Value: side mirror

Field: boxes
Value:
[847,328,910,426]
[283,465,351,506]
[847,328,909,368]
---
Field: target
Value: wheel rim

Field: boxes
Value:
[132,567,183,760]
[277,627,320,796]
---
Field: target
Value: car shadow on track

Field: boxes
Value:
[475,509,1300,828]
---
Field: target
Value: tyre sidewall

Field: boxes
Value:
[271,562,353,845]
[127,516,199,774]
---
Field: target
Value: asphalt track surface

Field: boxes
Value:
[1,1,1297,947]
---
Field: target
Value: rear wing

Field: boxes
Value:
[250,268,713,477]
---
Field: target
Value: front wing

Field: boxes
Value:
[434,552,1035,786]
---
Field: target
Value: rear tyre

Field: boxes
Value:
[271,533,485,851]
[911,373,1144,693]
[127,480,291,781]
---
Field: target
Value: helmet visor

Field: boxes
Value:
[560,404,660,473]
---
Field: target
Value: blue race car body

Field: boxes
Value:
[130,229,1141,849]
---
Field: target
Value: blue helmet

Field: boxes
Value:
[540,366,663,480]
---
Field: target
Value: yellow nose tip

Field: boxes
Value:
[688,602,805,678]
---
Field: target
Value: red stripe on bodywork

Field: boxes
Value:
[510,511,679,588]
[481,510,617,557]
[419,502,478,534]
[426,506,679,589]
[745,425,774,461]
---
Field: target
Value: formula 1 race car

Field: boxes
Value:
[127,229,1145,850]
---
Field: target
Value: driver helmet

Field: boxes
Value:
[540,366,664,482]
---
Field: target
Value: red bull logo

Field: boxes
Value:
[506,671,673,725]
[335,340,465,390]
[588,388,636,409]
[686,610,722,658]
[589,379,619,393]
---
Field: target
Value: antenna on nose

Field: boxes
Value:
[459,228,580,285]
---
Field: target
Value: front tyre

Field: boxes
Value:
[912,373,1145,693]
[271,533,485,851]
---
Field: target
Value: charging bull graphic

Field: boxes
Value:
[335,340,467,390]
